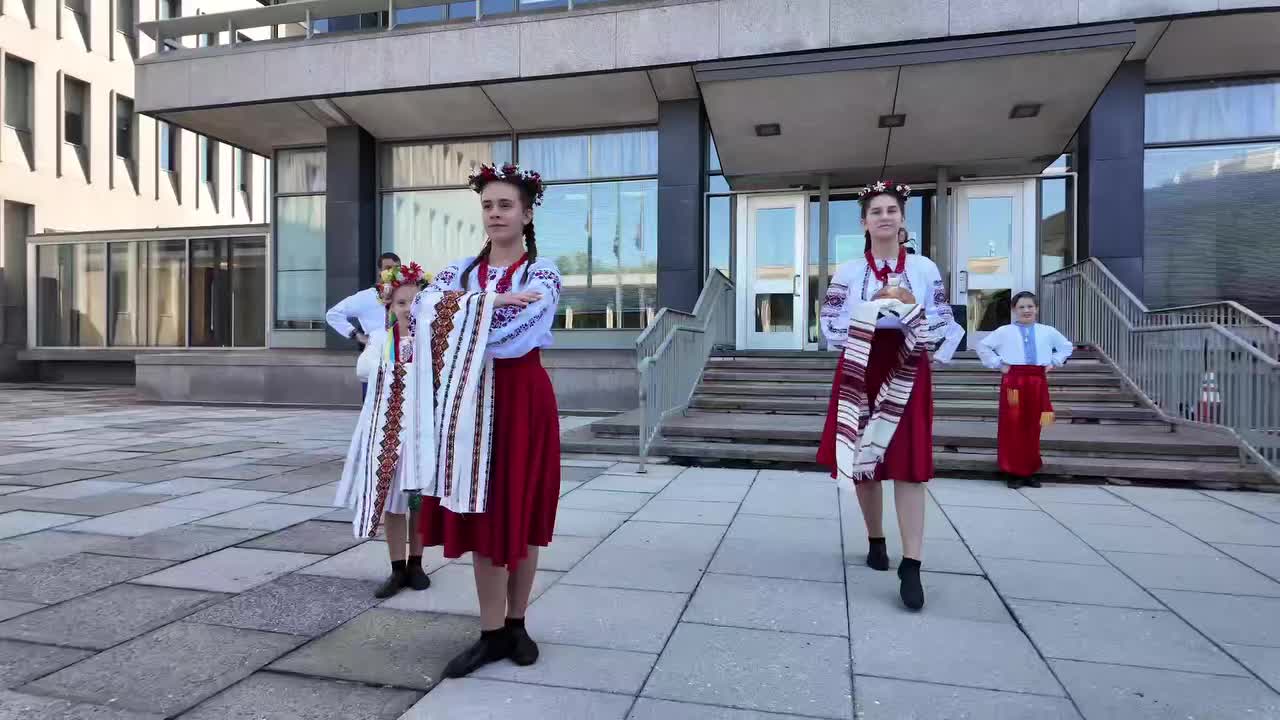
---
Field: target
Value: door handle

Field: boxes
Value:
[793,274,801,297]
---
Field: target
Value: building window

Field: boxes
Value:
[65,0,87,17]
[200,135,217,184]
[4,56,33,133]
[190,237,267,347]
[63,76,88,147]
[706,132,731,281]
[115,95,133,161]
[37,243,107,347]
[274,148,327,330]
[158,121,178,172]
[109,239,191,347]
[116,0,135,34]
[198,32,217,48]
[160,0,180,18]
[1144,78,1280,320]
[237,148,251,192]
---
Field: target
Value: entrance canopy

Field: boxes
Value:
[697,25,1135,189]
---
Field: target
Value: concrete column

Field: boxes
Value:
[656,100,705,313]
[1078,61,1146,296]
[324,125,377,350]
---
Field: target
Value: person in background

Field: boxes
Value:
[326,252,402,398]
[977,291,1074,488]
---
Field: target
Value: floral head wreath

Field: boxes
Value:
[857,180,912,203]
[467,163,545,206]
[375,262,429,305]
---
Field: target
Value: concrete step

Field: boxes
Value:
[712,348,1102,361]
[701,369,1122,387]
[707,357,1106,373]
[696,381,1139,402]
[691,390,1138,414]
[689,396,1158,422]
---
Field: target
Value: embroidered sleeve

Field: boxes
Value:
[921,260,963,363]
[488,265,562,352]
[820,264,855,349]
[412,262,463,322]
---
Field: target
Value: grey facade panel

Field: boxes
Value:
[324,126,378,350]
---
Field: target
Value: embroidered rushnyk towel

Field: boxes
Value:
[834,298,928,487]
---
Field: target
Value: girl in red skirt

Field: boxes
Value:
[817,181,963,610]
[418,164,562,678]
[977,291,1073,488]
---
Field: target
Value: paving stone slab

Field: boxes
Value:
[0,468,112,487]
[656,476,755,503]
[685,573,848,637]
[580,472,671,494]
[0,510,84,539]
[186,463,290,481]
[945,506,1107,566]
[530,584,687,653]
[1223,643,1280,692]
[151,488,284,513]
[0,553,173,604]
[270,608,476,690]
[0,599,40,622]
[1071,522,1223,557]
[928,483,1039,510]
[28,492,181,517]
[189,573,381,636]
[1202,490,1280,514]
[1146,501,1280,547]
[62,506,219,537]
[537,534,602,571]
[739,478,839,519]
[62,457,175,473]
[1021,484,1131,506]
[1010,599,1247,676]
[238,520,365,555]
[318,506,356,524]
[1105,550,1280,597]
[553,509,631,538]
[0,530,117,569]
[559,489,652,513]
[644,622,852,718]
[848,567,1013,625]
[627,699,816,720]
[230,470,337,493]
[853,676,1081,720]
[0,583,225,650]
[0,639,93,689]
[276,483,340,507]
[562,521,724,593]
[180,672,422,720]
[23,621,303,716]
[559,481,583,496]
[1051,658,1280,720]
[0,689,165,719]
[1153,589,1280,648]
[382,563,560,616]
[473,642,657,694]
[632,499,739,525]
[981,557,1162,609]
[92,525,268,562]
[301,542,450,582]
[0,486,31,495]
[850,614,1063,695]
[1216,542,1280,582]
[193,502,332,531]
[710,514,843,582]
[561,465,606,483]
[80,465,191,485]
[605,462,689,479]
[124,477,244,495]
[15,480,141,500]
[400,677,633,719]
[1035,501,1170,529]
[133,547,323,593]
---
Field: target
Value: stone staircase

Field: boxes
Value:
[563,348,1274,488]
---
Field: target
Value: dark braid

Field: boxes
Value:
[460,241,492,290]
[521,221,537,284]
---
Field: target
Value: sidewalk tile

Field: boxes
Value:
[132,547,322,593]
[686,573,848,637]
[1052,659,1280,720]
[854,676,1080,719]
[530,584,686,653]
[399,678,631,719]
[181,672,420,720]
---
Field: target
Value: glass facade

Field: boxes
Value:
[1144,79,1280,319]
[274,148,327,330]
[35,236,265,348]
[380,130,659,330]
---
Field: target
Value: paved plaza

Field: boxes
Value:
[0,387,1278,719]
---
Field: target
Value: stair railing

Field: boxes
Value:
[635,269,735,471]
[1042,258,1280,481]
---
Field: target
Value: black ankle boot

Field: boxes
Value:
[404,555,431,591]
[866,537,890,571]
[1024,476,1042,488]
[898,558,924,611]
[506,617,538,666]
[443,629,512,678]
[1005,474,1024,489]
[375,560,407,599]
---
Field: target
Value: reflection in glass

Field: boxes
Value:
[1039,177,1074,276]
[275,148,326,194]
[968,289,1011,335]
[752,207,795,283]
[965,197,1013,274]
[275,196,326,328]
[707,195,732,280]
[1145,79,1280,145]
[108,243,136,345]
[231,238,267,347]
[381,189,486,277]
[190,238,229,347]
[144,240,186,346]
[755,294,794,333]
[37,243,106,346]
[380,140,512,189]
[518,130,657,182]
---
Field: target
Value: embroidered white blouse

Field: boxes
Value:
[977,323,1073,369]
[326,287,389,345]
[417,256,562,360]
[819,253,964,363]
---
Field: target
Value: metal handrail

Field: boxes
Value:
[636,269,734,471]
[1043,258,1279,481]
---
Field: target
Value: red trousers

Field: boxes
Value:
[997,365,1055,477]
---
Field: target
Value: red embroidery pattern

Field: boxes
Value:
[369,362,408,537]
[430,292,464,392]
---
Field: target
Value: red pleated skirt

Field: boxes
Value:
[997,365,1054,478]
[817,330,934,483]
[417,349,560,570]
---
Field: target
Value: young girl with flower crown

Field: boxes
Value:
[414,163,562,678]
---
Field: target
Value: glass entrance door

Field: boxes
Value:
[736,194,806,350]
[952,182,1034,342]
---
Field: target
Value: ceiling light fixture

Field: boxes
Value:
[754,123,781,137]
[878,114,906,128]
[1010,103,1042,119]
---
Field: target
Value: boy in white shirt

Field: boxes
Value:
[326,252,402,398]
[977,292,1073,488]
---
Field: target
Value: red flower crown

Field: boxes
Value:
[468,163,545,206]
[857,180,912,202]
[375,262,428,304]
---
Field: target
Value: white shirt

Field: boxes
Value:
[820,253,964,363]
[326,287,389,346]
[419,256,561,360]
[977,322,1073,368]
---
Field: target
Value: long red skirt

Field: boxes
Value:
[997,365,1054,478]
[418,349,560,570]
[817,330,934,483]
